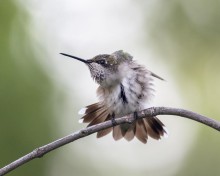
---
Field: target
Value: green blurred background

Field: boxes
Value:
[0,0,220,175]
[0,1,54,176]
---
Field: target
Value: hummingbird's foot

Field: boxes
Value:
[133,111,138,121]
[111,113,117,126]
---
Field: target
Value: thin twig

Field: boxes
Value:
[0,107,219,176]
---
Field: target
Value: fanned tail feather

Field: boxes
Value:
[79,103,167,143]
[123,124,135,141]
[143,117,166,140]
[79,103,112,138]
[135,119,148,143]
[113,116,167,143]
[113,125,126,141]
[97,115,112,138]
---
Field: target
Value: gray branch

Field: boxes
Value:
[0,107,220,176]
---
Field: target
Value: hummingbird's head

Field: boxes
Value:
[60,50,133,87]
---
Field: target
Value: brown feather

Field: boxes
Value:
[80,103,113,138]
[96,115,112,138]
[151,117,165,136]
[135,119,148,143]
[88,110,109,126]
[85,102,102,114]
[152,117,166,136]
[138,119,148,137]
[144,119,160,140]
[82,105,106,123]
[143,117,165,140]
[123,125,135,141]
[97,127,112,138]
[80,102,166,143]
[113,125,124,141]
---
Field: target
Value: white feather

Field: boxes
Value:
[78,108,87,115]
[78,119,84,123]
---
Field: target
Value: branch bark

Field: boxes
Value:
[0,107,220,176]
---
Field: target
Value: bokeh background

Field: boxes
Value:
[1,0,220,175]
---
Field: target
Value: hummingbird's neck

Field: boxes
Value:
[98,62,132,88]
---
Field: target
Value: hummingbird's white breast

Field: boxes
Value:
[97,61,154,117]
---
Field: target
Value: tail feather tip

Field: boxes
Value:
[78,119,84,124]
[78,108,87,115]
[163,127,169,138]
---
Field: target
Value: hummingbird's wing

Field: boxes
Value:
[150,71,165,81]
[130,62,165,81]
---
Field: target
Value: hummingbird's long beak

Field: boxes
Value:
[60,53,92,64]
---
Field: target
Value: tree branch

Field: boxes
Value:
[0,107,220,176]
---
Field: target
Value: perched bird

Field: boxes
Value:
[60,50,167,143]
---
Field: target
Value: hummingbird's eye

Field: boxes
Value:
[97,59,106,65]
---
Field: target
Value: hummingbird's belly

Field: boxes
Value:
[104,82,144,117]
[112,101,138,117]
[99,70,153,117]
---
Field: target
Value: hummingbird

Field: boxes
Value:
[60,50,168,143]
